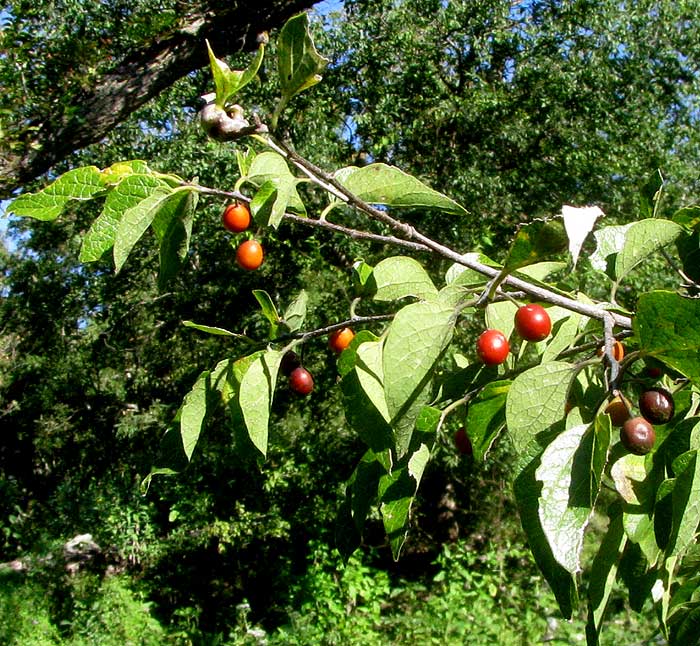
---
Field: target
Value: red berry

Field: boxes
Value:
[514,304,552,342]
[620,417,656,455]
[222,202,251,233]
[236,239,263,270]
[329,327,355,353]
[476,329,510,365]
[453,427,473,456]
[289,366,314,395]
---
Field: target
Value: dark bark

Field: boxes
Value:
[0,0,317,199]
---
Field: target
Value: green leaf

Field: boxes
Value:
[180,370,211,461]
[182,320,252,341]
[635,291,700,386]
[614,219,682,281]
[502,218,568,272]
[206,40,265,108]
[383,301,455,458]
[514,459,578,618]
[586,508,627,646]
[466,380,510,461]
[250,181,278,227]
[277,12,328,101]
[379,407,440,559]
[506,362,576,471]
[535,423,593,574]
[666,450,700,558]
[335,450,384,559]
[80,174,171,262]
[157,189,198,288]
[352,260,375,297]
[9,166,104,221]
[340,338,393,467]
[245,152,306,215]
[282,290,308,332]
[238,349,282,457]
[367,256,438,302]
[335,163,468,215]
[113,185,184,273]
[672,205,700,230]
[640,169,664,218]
[541,308,585,363]
[253,290,281,338]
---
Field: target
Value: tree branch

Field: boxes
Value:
[0,0,317,199]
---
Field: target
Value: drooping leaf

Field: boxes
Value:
[335,450,384,559]
[253,290,281,338]
[335,163,468,215]
[635,291,700,386]
[113,185,186,273]
[340,337,393,468]
[383,301,455,458]
[367,256,438,302]
[180,370,211,461]
[378,407,440,559]
[8,166,104,221]
[666,450,700,558]
[672,205,700,230]
[506,361,576,471]
[156,189,198,288]
[639,169,664,218]
[466,380,510,461]
[586,508,627,646]
[238,349,282,457]
[80,174,171,262]
[535,423,593,574]
[283,289,308,332]
[514,459,579,618]
[182,320,253,341]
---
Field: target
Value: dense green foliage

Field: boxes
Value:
[2,1,700,644]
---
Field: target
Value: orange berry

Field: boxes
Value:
[329,327,355,353]
[598,340,624,362]
[222,202,251,233]
[604,395,631,427]
[236,239,263,270]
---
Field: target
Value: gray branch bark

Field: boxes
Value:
[0,0,317,199]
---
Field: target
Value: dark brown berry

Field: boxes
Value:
[639,388,674,425]
[620,417,656,455]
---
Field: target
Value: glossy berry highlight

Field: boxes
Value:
[329,327,355,354]
[476,329,510,366]
[639,387,675,425]
[514,303,552,342]
[222,202,251,233]
[620,417,656,455]
[236,239,264,270]
[289,366,314,396]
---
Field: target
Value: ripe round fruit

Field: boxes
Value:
[453,427,473,456]
[476,329,510,365]
[222,203,251,233]
[329,327,355,353]
[289,366,314,395]
[639,387,675,425]
[604,395,631,427]
[620,417,656,455]
[236,239,263,270]
[280,351,301,377]
[514,304,552,342]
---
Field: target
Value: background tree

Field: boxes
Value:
[0,0,317,197]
